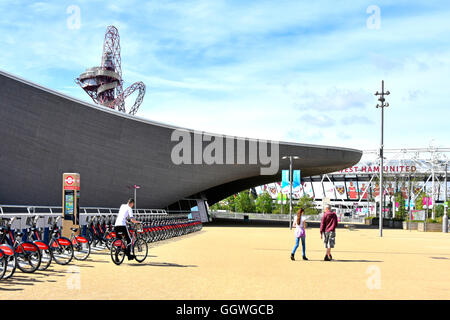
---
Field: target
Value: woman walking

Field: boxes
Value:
[291,208,308,261]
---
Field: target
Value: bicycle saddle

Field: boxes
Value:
[70,227,78,232]
[15,231,24,237]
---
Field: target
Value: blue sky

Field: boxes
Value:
[0,0,449,150]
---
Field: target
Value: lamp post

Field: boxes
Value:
[375,80,390,237]
[282,155,300,230]
[444,163,448,233]
[128,184,141,214]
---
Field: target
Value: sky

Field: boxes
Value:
[0,0,449,151]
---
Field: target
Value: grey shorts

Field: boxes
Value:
[323,231,336,248]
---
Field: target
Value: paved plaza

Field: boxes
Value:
[1,225,449,299]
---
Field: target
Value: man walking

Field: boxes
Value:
[320,204,338,261]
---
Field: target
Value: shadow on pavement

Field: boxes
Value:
[293,259,383,263]
[208,218,377,229]
[128,261,198,268]
[0,287,24,291]
[331,259,383,263]
[84,259,109,263]
[256,248,450,256]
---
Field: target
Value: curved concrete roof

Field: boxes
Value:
[0,69,362,208]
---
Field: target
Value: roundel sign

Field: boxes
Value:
[65,176,74,185]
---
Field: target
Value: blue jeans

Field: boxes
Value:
[292,236,306,257]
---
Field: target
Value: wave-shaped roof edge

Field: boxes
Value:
[0,68,362,154]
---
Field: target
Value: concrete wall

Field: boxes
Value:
[0,70,362,208]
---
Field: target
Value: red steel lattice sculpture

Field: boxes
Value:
[75,26,146,115]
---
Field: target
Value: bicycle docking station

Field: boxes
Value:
[62,173,80,238]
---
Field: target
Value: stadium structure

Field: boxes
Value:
[255,147,449,218]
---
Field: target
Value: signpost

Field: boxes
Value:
[128,184,141,214]
[444,163,448,233]
[282,156,300,230]
[62,173,80,238]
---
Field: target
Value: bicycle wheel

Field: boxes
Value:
[110,239,125,265]
[0,244,16,279]
[86,229,94,245]
[72,237,91,261]
[16,242,41,273]
[38,249,52,271]
[133,238,148,263]
[104,233,114,250]
[34,241,52,271]
[50,238,74,265]
[0,249,7,279]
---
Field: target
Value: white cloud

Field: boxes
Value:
[0,0,449,153]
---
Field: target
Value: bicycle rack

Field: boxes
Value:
[0,205,195,232]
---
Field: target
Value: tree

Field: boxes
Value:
[394,192,406,220]
[272,202,289,214]
[225,195,236,212]
[415,191,426,210]
[435,204,444,218]
[255,191,273,213]
[296,195,319,215]
[272,194,318,215]
[210,203,220,211]
[235,190,256,213]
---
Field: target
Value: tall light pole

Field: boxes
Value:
[444,162,448,233]
[375,80,390,237]
[282,155,300,230]
[128,184,141,214]
[431,145,436,220]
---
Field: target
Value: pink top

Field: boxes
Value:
[293,215,306,238]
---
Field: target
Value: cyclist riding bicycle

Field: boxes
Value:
[114,198,141,260]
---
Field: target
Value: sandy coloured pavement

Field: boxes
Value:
[1,224,449,299]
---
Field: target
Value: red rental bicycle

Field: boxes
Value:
[47,216,74,265]
[0,217,41,273]
[110,222,148,265]
[68,227,91,260]
[26,216,53,271]
[0,248,7,280]
[0,242,16,279]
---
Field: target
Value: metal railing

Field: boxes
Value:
[210,211,366,224]
[0,204,189,230]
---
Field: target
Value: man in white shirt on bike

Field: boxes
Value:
[114,198,141,260]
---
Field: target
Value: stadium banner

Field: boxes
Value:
[313,182,324,199]
[323,181,335,199]
[281,170,289,194]
[335,184,347,199]
[423,197,433,208]
[293,170,301,189]
[281,170,301,195]
[265,183,279,198]
[304,182,314,198]
[346,181,358,200]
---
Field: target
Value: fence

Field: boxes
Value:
[210,211,366,224]
[0,204,189,230]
